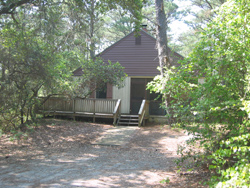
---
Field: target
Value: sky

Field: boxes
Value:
[169,0,199,41]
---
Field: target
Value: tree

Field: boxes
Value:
[72,58,127,98]
[150,0,250,186]
[102,7,134,45]
[0,24,59,129]
[171,29,199,57]
[0,0,33,15]
[184,0,226,30]
[173,0,226,56]
[100,0,182,46]
[0,0,145,132]
[65,0,106,59]
[143,0,182,35]
[154,0,178,124]
[155,0,169,75]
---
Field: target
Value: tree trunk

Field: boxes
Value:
[89,0,95,60]
[155,0,170,75]
[0,60,6,94]
[155,0,172,124]
[20,107,24,125]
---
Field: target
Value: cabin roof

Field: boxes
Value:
[73,30,183,77]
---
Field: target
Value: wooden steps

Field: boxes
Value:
[117,115,139,126]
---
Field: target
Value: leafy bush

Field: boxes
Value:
[209,132,250,187]
[148,0,250,186]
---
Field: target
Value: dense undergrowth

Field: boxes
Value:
[148,0,250,187]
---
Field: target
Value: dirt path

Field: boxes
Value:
[0,119,208,187]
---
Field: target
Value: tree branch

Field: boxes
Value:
[143,15,157,26]
[0,0,34,15]
[204,0,213,9]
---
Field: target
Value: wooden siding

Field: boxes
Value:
[73,30,183,77]
[107,83,113,99]
[112,77,131,114]
[98,30,183,77]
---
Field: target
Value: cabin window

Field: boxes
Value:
[96,85,107,99]
[135,35,141,45]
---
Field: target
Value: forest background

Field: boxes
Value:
[1,0,249,187]
[0,0,218,130]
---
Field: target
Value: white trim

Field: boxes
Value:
[112,77,131,114]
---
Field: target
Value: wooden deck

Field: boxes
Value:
[37,97,121,125]
[37,97,149,126]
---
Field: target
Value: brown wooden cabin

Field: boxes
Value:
[40,30,183,125]
[73,30,183,119]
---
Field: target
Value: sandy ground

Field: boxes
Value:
[0,118,209,187]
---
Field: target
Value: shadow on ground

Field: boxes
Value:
[0,119,207,188]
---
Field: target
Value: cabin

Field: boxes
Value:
[38,29,183,126]
[72,29,183,124]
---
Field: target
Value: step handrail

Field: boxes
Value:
[138,100,149,126]
[113,99,121,125]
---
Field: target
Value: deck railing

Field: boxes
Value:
[73,98,117,114]
[113,99,121,125]
[42,97,74,112]
[138,100,149,126]
[39,97,150,126]
[39,97,120,124]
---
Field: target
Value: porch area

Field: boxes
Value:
[37,97,149,126]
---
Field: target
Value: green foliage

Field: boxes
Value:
[160,177,170,184]
[173,30,202,57]
[0,2,77,131]
[103,7,134,44]
[0,0,137,133]
[70,58,127,98]
[175,0,226,56]
[184,0,227,30]
[148,0,250,186]
[141,0,183,34]
[0,22,59,130]
[208,132,250,187]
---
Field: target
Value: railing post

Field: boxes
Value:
[138,100,149,126]
[138,100,144,126]
[52,98,56,118]
[93,99,96,123]
[43,98,45,117]
[73,98,75,121]
[113,99,121,126]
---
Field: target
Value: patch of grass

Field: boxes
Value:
[160,177,170,184]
